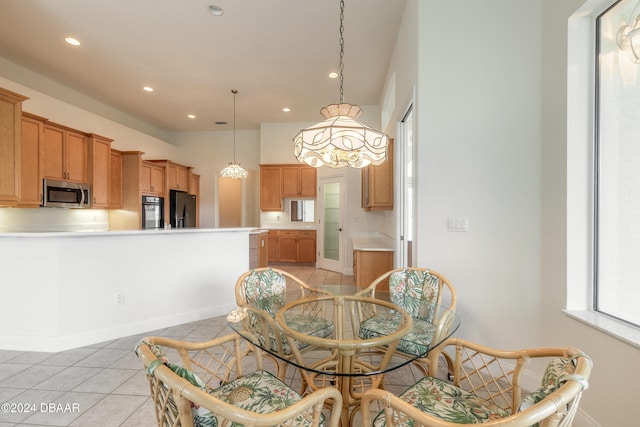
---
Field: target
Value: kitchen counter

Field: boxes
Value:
[260,223,316,230]
[0,227,257,237]
[0,227,254,352]
[352,234,394,251]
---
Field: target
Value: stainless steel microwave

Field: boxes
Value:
[42,179,91,208]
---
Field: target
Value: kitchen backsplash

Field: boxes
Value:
[0,208,109,232]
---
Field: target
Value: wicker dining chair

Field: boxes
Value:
[355,267,457,375]
[235,267,335,379]
[135,333,342,427]
[361,338,592,427]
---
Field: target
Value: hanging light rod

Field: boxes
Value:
[293,0,389,168]
[220,89,248,179]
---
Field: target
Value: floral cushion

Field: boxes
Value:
[254,312,334,355]
[211,370,324,427]
[388,269,440,321]
[373,376,509,426]
[359,313,435,356]
[242,268,287,316]
[518,356,588,427]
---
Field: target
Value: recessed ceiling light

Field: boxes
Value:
[187,114,196,119]
[282,107,291,112]
[328,72,338,79]
[143,86,154,92]
[208,5,223,16]
[65,37,80,46]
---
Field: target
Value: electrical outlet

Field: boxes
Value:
[116,293,125,305]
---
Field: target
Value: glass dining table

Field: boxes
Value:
[227,292,460,426]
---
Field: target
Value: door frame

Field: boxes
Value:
[316,175,346,273]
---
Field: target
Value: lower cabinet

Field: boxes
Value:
[268,229,316,263]
[353,250,394,291]
[249,231,269,269]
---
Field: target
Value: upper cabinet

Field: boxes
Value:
[148,160,190,191]
[260,164,317,212]
[260,166,283,211]
[140,161,165,196]
[0,87,28,206]
[109,149,123,209]
[362,139,394,211]
[282,165,317,198]
[88,134,113,208]
[42,122,88,184]
[19,112,45,207]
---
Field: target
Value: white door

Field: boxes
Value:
[397,104,415,267]
[317,176,345,273]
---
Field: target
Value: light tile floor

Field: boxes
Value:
[0,266,421,426]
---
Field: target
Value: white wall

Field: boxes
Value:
[0,229,250,352]
[170,129,261,228]
[543,0,640,426]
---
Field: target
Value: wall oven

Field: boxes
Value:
[42,179,90,208]
[142,196,164,230]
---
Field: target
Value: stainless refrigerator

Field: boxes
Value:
[169,190,197,228]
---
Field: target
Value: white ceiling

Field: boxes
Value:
[0,0,406,132]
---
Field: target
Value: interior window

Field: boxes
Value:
[595,0,640,327]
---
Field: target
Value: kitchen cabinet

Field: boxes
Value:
[268,229,317,263]
[140,160,165,196]
[148,159,190,191]
[0,87,28,206]
[42,122,88,184]
[282,165,317,197]
[19,112,45,207]
[261,164,316,212]
[88,134,112,208]
[353,249,393,291]
[109,149,123,208]
[260,166,283,211]
[362,138,394,211]
[297,230,317,263]
[249,230,269,268]
[188,172,200,227]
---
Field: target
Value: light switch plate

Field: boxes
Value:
[447,217,469,232]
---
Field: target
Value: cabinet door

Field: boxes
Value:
[260,166,282,211]
[362,139,394,210]
[297,234,316,263]
[42,124,65,180]
[140,162,152,193]
[166,163,178,189]
[109,150,122,208]
[90,136,111,207]
[150,165,165,195]
[299,167,317,197]
[0,88,27,205]
[141,162,165,196]
[188,173,200,196]
[354,250,393,291]
[281,167,300,197]
[278,236,298,262]
[65,130,88,183]
[176,166,189,191]
[268,231,279,262]
[20,115,43,206]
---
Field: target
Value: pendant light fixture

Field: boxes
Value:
[293,0,389,168]
[220,89,248,179]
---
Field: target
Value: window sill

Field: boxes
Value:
[564,310,640,349]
